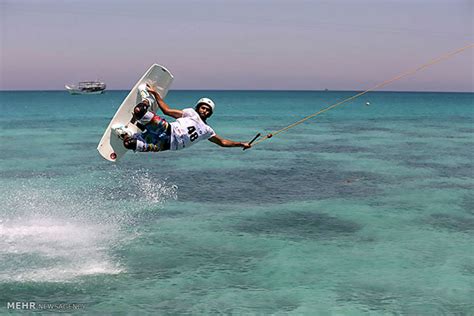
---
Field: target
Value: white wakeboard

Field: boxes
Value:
[97,64,174,162]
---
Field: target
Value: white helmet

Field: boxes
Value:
[196,98,215,113]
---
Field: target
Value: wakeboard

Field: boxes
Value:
[97,64,174,162]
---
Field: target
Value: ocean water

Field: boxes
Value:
[0,90,472,314]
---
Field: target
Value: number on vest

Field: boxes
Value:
[187,126,198,142]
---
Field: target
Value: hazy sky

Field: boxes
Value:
[1,0,473,91]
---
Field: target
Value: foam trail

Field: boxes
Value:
[0,217,123,282]
[0,169,178,282]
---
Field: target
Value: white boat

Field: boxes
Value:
[65,81,106,95]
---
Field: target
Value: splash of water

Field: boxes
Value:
[0,216,123,282]
[0,168,178,282]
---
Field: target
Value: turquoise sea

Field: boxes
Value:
[0,90,473,314]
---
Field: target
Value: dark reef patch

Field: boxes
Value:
[230,210,361,240]
[168,162,384,204]
[424,213,474,233]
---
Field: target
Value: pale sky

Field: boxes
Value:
[1,0,473,91]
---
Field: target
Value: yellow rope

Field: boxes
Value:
[252,43,474,146]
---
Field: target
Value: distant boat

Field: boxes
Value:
[65,81,106,95]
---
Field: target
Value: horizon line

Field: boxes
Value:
[0,89,473,94]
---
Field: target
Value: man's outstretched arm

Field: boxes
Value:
[146,85,183,119]
[209,135,251,149]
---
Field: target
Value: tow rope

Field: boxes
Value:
[249,43,474,147]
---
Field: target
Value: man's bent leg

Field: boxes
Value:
[133,106,169,133]
[122,135,166,152]
[131,132,170,152]
[134,139,169,152]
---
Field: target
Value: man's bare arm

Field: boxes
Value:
[209,135,251,149]
[146,85,183,119]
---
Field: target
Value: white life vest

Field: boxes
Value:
[169,108,215,150]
